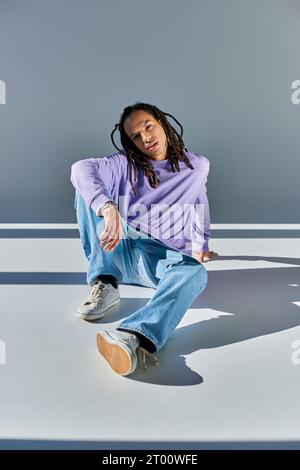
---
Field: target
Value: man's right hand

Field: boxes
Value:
[99,206,123,252]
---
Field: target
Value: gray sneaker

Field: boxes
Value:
[77,280,120,320]
[96,329,159,376]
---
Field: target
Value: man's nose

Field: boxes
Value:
[141,132,151,143]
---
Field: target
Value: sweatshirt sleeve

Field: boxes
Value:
[192,156,211,252]
[70,155,120,215]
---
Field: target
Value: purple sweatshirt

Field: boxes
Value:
[70,149,211,258]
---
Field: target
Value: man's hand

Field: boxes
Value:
[193,250,215,263]
[99,206,123,252]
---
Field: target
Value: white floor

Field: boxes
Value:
[0,237,300,449]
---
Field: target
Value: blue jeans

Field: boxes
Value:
[74,190,208,353]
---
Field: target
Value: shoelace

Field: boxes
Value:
[85,281,106,304]
[122,334,159,371]
[137,346,159,371]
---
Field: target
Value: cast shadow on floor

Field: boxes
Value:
[91,254,300,385]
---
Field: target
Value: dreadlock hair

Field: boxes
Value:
[110,102,195,195]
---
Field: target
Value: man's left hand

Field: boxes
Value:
[194,250,215,263]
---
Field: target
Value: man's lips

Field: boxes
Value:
[146,141,158,150]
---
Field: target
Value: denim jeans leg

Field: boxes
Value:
[118,239,208,352]
[74,190,138,286]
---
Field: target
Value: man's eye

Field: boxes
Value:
[133,124,153,140]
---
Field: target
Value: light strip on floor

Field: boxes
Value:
[0,224,300,230]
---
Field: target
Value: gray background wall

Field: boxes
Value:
[0,0,299,223]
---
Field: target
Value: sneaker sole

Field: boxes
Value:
[76,297,120,320]
[96,332,134,376]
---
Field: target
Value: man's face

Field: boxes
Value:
[123,110,169,161]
